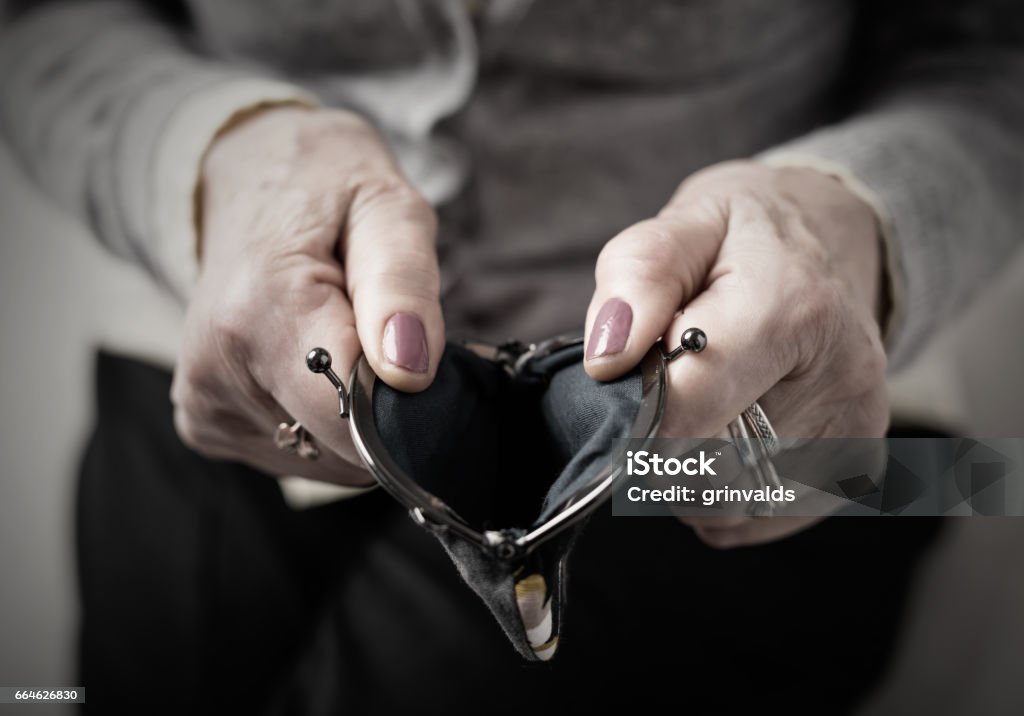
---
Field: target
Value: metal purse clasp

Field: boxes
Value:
[305,347,350,419]
[303,334,667,562]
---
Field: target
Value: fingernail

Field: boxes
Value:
[586,298,632,360]
[383,312,429,373]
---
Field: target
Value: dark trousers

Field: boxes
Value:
[77,352,943,714]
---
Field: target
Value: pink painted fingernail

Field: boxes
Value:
[383,312,429,373]
[586,298,633,360]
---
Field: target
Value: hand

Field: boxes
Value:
[172,106,444,485]
[584,160,887,546]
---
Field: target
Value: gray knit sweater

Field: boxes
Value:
[1,0,1022,369]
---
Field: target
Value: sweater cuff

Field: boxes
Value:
[151,79,319,300]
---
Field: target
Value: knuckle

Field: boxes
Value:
[173,404,247,460]
[660,194,729,237]
[171,355,214,411]
[171,376,214,426]
[839,323,889,397]
[353,175,420,212]
[356,175,405,203]
[859,336,888,383]
[597,223,682,285]
[206,290,258,358]
[173,408,210,453]
[348,176,438,239]
[174,322,258,424]
[172,348,241,427]
[350,255,441,306]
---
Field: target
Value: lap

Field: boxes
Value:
[77,352,943,714]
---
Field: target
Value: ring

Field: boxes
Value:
[275,420,320,461]
[729,403,783,516]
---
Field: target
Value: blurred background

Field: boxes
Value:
[1,128,1023,713]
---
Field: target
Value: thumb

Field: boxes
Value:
[584,210,723,381]
[343,177,445,392]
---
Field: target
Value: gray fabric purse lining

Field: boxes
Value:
[371,341,643,660]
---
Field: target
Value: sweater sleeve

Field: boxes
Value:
[0,1,317,301]
[759,0,1024,370]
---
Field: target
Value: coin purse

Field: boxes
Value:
[332,334,666,661]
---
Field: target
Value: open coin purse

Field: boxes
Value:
[331,335,666,661]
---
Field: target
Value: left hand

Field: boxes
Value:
[583,160,888,548]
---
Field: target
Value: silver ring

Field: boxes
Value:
[275,420,320,461]
[729,402,783,516]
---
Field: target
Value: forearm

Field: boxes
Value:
[0,1,315,300]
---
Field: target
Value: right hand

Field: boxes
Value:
[171,106,444,485]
